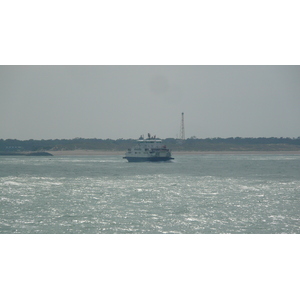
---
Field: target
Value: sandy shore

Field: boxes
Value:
[48,150,300,156]
[48,150,124,156]
[173,151,300,155]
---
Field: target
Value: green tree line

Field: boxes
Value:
[1,137,300,152]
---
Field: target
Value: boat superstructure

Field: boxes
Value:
[123,135,174,162]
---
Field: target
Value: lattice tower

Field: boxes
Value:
[180,112,185,140]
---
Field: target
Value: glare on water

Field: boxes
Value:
[1,154,300,233]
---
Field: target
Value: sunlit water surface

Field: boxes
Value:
[1,154,300,233]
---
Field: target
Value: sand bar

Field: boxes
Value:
[173,151,300,155]
[48,150,124,156]
[48,150,300,156]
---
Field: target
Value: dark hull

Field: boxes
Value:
[123,156,174,162]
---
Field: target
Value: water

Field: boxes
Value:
[1,154,300,233]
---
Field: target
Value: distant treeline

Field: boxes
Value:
[1,137,300,152]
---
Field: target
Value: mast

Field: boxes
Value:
[180,112,185,140]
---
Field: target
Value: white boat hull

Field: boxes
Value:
[123,156,174,162]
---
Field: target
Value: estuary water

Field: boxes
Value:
[1,153,300,234]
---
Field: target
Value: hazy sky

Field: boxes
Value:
[1,65,299,140]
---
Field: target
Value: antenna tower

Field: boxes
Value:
[180,112,185,140]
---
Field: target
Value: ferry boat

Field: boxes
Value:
[123,134,174,162]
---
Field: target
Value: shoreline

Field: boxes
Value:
[47,150,300,156]
[48,150,124,156]
[173,151,300,155]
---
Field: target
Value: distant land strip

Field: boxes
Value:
[0,151,53,156]
[1,137,300,154]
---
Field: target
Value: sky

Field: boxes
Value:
[1,65,300,140]
[1,1,300,141]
